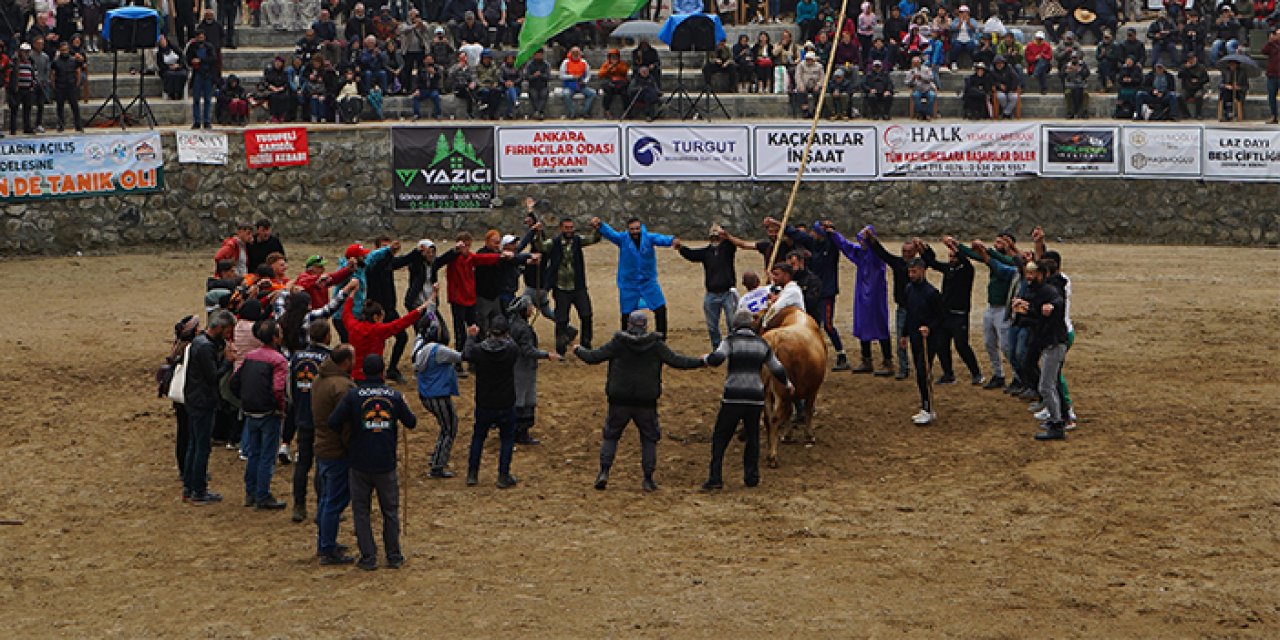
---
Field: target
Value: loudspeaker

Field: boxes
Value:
[103,8,160,52]
[668,15,718,52]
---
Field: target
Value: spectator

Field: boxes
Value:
[752,31,775,93]
[1096,30,1120,91]
[446,51,477,117]
[950,5,981,69]
[856,2,879,55]
[559,46,595,119]
[1041,0,1069,42]
[793,51,824,118]
[410,53,443,119]
[1265,27,1280,123]
[826,67,856,118]
[345,3,373,45]
[1181,11,1207,64]
[473,48,501,119]
[478,0,506,46]
[905,55,937,119]
[398,10,429,91]
[1210,7,1241,65]
[522,48,550,119]
[991,55,1019,118]
[1148,10,1178,68]
[453,10,487,47]
[1053,31,1081,77]
[627,64,661,120]
[158,35,188,100]
[598,48,629,118]
[197,9,225,54]
[834,30,862,70]
[1178,51,1210,119]
[261,56,294,123]
[704,38,735,93]
[49,40,82,132]
[1136,62,1178,120]
[732,34,754,93]
[355,35,389,94]
[312,343,356,565]
[82,0,104,53]
[314,9,345,65]
[180,33,216,129]
[182,311,236,506]
[1063,56,1091,118]
[29,37,50,134]
[959,62,991,119]
[631,40,661,85]
[219,0,241,48]
[1120,26,1147,68]
[1115,55,1143,118]
[384,39,405,94]
[174,0,198,46]
[305,56,339,122]
[862,58,894,119]
[1218,57,1249,121]
[1025,31,1052,94]
[884,5,909,45]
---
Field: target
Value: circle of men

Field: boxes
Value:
[163,207,1074,570]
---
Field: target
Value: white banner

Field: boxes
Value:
[1201,128,1280,181]
[496,125,622,182]
[1122,126,1202,178]
[753,126,878,180]
[877,123,1039,179]
[176,130,228,165]
[624,125,751,180]
[1040,126,1121,177]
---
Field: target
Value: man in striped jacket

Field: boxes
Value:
[701,311,792,491]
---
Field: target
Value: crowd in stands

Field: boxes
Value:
[4,0,1280,134]
[167,205,1077,570]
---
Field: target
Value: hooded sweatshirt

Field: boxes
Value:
[574,330,704,407]
[463,333,520,409]
[327,378,416,474]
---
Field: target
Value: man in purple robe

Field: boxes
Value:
[829,224,895,376]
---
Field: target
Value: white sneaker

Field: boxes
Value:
[277,443,291,464]
[950,62,958,71]
[1034,408,1050,421]
[912,409,935,425]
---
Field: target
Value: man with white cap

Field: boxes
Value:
[949,5,981,70]
[498,233,539,308]
[8,43,38,135]
[403,239,439,311]
[1025,30,1053,94]
[793,51,825,118]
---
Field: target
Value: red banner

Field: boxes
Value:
[244,127,309,169]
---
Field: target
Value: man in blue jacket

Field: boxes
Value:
[595,216,676,338]
[327,354,417,571]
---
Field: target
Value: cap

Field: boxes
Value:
[834,68,845,76]
[993,55,1006,63]
[871,59,883,66]
[434,26,445,34]
[20,43,31,51]
[1024,261,1040,272]
[709,223,725,237]
[1034,31,1045,39]
[501,234,518,246]
[417,239,435,250]
[304,255,326,268]
[344,243,370,259]
[464,10,475,17]
[974,61,986,69]
[1155,61,1165,67]
[959,4,970,11]
[805,51,816,60]
[481,48,492,57]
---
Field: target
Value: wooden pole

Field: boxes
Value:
[767,0,853,269]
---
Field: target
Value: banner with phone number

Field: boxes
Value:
[0,132,164,202]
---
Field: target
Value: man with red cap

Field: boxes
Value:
[332,241,395,343]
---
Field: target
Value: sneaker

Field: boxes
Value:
[594,470,609,490]
[319,551,355,565]
[971,374,985,385]
[496,473,519,489]
[188,492,223,506]
[238,451,248,461]
[833,353,852,372]
[428,468,455,479]
[317,544,351,557]
[983,376,1005,390]
[466,470,478,486]
[1065,420,1078,431]
[1035,425,1066,441]
[1003,382,1022,395]
[911,409,935,425]
[895,369,910,381]
[936,375,957,385]
[700,480,724,492]
[1034,407,1050,421]
[875,360,895,377]
[278,443,292,464]
[225,442,238,450]
[291,503,307,523]
[36,125,45,133]
[642,478,658,492]
[850,357,873,373]
[356,556,378,571]
[386,555,405,569]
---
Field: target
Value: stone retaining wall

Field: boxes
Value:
[5,128,1277,255]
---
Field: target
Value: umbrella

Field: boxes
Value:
[610,20,663,42]
[1217,53,1261,78]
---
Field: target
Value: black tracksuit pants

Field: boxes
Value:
[708,402,763,487]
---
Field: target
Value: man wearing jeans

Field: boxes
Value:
[867,230,921,380]
[185,32,217,129]
[233,319,290,510]
[676,225,738,349]
[1017,261,1069,440]
[328,355,417,570]
[182,311,236,506]
[312,345,357,566]
[959,233,1021,391]
[461,319,520,489]
[288,321,332,523]
[1263,28,1280,124]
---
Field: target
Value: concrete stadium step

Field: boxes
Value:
[61,89,1271,127]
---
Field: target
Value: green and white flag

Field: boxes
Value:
[516,0,649,66]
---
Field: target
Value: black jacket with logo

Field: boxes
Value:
[328,378,416,474]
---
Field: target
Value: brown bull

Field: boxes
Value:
[760,307,828,468]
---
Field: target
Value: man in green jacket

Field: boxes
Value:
[574,311,705,492]
[955,231,1021,390]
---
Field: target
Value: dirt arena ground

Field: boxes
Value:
[0,240,1276,638]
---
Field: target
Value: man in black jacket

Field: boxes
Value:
[901,259,945,426]
[868,232,921,379]
[675,225,737,349]
[327,354,417,570]
[246,218,286,274]
[575,311,705,492]
[538,217,601,356]
[923,237,983,385]
[1015,260,1069,440]
[702,311,791,490]
[786,249,823,322]
[182,311,236,505]
[462,316,521,488]
[289,321,332,523]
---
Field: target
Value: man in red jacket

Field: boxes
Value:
[433,231,515,365]
[293,255,355,310]
[342,284,430,381]
[213,222,253,276]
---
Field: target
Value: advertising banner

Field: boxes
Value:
[176,130,229,165]
[391,126,496,210]
[1040,126,1121,176]
[1201,128,1280,181]
[878,123,1039,179]
[497,125,622,182]
[244,127,309,168]
[624,125,751,180]
[0,132,163,202]
[1122,126,1202,178]
[753,125,878,180]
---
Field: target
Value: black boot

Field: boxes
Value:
[1035,423,1067,441]
[594,467,610,490]
[832,352,851,372]
[466,469,478,486]
[515,427,541,446]
[641,475,658,492]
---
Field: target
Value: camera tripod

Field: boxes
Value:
[87,48,157,129]
[655,51,730,121]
